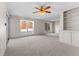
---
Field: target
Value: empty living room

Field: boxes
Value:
[1,1,79,57]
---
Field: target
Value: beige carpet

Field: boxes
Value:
[4,35,79,56]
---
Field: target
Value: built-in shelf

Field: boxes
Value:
[60,7,79,47]
[63,7,79,31]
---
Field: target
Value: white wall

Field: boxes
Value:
[55,21,60,34]
[50,17,60,34]
[34,20,46,35]
[8,16,60,39]
[0,3,7,56]
[8,17,33,38]
[50,22,55,33]
[8,16,46,39]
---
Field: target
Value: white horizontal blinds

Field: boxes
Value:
[64,7,79,30]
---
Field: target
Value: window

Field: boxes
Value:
[20,20,34,32]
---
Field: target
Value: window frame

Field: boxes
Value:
[19,20,34,32]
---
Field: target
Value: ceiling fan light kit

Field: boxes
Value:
[39,11,46,16]
[33,3,51,16]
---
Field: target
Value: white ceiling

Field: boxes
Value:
[6,2,79,21]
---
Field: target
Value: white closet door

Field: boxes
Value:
[72,31,79,47]
[0,19,6,55]
[60,31,72,44]
[0,3,7,56]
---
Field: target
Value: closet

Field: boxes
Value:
[60,7,79,47]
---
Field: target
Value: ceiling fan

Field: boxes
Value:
[33,4,51,16]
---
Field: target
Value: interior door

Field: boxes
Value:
[0,17,7,56]
[0,3,7,56]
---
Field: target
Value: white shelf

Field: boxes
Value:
[60,7,79,47]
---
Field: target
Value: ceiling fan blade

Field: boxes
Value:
[33,11,39,13]
[44,6,51,10]
[35,7,40,10]
[45,11,51,13]
[41,6,44,9]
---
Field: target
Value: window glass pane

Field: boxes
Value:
[28,21,33,31]
[20,20,34,32]
[28,22,33,29]
[20,20,27,32]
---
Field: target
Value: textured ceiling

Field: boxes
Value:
[6,2,79,21]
